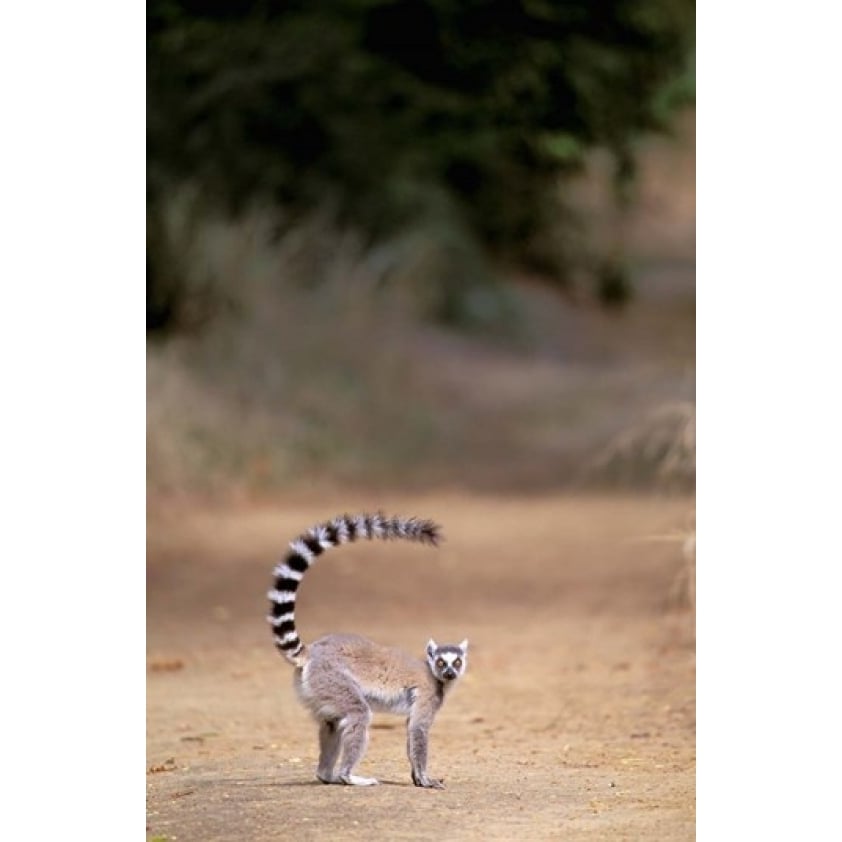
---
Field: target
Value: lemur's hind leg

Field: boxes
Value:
[304,663,377,786]
[316,719,342,784]
[337,700,377,786]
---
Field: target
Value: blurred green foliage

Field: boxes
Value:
[147,0,694,333]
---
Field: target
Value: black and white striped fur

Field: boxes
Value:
[267,512,468,788]
[268,512,440,666]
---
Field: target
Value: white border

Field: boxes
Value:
[1,4,144,835]
[698,2,842,837]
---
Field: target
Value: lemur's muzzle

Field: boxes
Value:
[443,667,457,681]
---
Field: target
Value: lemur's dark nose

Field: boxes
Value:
[443,668,457,680]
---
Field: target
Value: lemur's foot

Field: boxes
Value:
[412,773,445,789]
[339,774,380,786]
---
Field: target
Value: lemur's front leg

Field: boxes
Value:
[407,715,444,789]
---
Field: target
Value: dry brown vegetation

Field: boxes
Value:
[146,114,695,499]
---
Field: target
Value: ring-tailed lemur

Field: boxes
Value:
[267,512,468,789]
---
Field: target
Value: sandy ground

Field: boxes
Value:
[147,493,695,840]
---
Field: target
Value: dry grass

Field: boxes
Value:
[147,120,694,498]
[147,208,444,495]
[586,400,695,491]
[679,528,696,613]
[621,507,695,624]
[147,222,695,496]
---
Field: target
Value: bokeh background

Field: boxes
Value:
[146,0,695,499]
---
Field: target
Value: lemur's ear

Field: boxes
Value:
[459,638,469,652]
[426,639,437,658]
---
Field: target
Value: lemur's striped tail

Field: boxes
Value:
[267,513,441,666]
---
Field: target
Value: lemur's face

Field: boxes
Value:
[426,639,468,683]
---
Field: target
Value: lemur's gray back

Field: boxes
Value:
[267,513,441,666]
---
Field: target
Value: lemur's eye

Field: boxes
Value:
[436,658,445,669]
[453,658,462,669]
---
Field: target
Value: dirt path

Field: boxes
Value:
[147,494,695,840]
